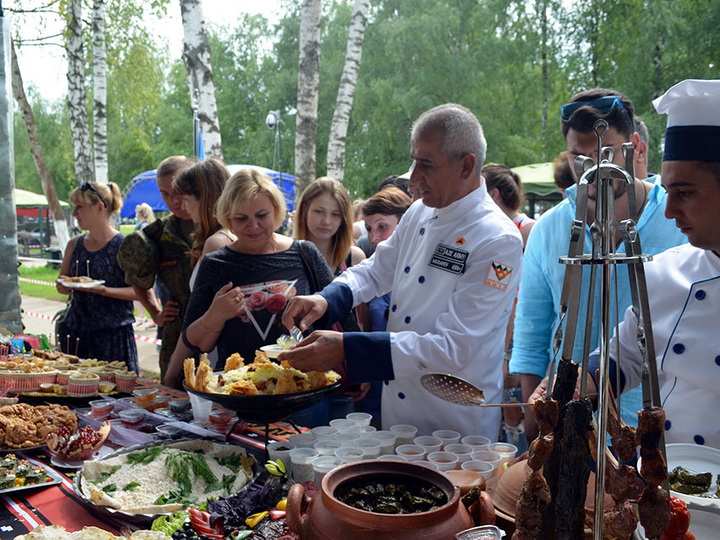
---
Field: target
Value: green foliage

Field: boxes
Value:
[18,264,66,302]
[11,0,720,201]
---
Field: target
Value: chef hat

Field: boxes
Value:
[653,79,720,162]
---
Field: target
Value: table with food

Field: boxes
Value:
[1,329,718,540]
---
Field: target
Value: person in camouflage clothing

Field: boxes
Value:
[118,156,195,380]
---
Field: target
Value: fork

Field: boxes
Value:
[289,326,304,344]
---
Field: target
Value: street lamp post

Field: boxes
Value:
[266,110,283,181]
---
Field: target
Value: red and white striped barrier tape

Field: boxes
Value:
[19,277,56,286]
[22,310,162,345]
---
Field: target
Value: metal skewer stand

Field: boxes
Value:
[551,119,664,539]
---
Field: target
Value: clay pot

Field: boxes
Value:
[287,460,473,539]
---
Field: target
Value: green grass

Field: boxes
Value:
[18,264,67,302]
[119,224,135,236]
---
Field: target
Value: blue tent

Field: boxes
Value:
[120,165,296,219]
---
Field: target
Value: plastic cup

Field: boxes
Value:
[419,461,439,470]
[267,441,296,471]
[470,450,501,476]
[390,424,418,446]
[329,418,358,433]
[427,451,459,471]
[395,444,426,462]
[413,435,443,454]
[118,408,145,428]
[311,426,338,441]
[346,412,372,426]
[372,431,398,455]
[377,454,407,461]
[313,439,343,456]
[432,429,461,448]
[188,391,212,423]
[312,455,342,485]
[334,432,361,446]
[289,448,319,483]
[488,442,518,475]
[461,435,491,451]
[355,437,382,459]
[455,525,506,539]
[445,443,474,464]
[288,432,317,448]
[335,446,365,464]
[461,460,496,480]
[358,425,377,434]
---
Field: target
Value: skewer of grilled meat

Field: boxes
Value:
[636,406,671,538]
[588,418,643,540]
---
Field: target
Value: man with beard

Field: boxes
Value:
[509,89,687,442]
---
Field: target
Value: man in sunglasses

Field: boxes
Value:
[509,89,687,442]
[533,79,720,449]
[118,156,195,381]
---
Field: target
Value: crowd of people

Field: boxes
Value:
[53,78,720,448]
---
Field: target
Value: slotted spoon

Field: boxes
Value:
[420,373,531,408]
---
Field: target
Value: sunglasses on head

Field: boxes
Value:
[560,96,629,122]
[80,182,106,207]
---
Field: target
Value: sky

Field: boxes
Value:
[9,0,283,102]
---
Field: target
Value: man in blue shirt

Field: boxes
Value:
[509,89,687,442]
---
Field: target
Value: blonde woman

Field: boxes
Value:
[56,182,138,372]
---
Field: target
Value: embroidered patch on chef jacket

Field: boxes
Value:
[428,243,468,275]
[484,261,513,291]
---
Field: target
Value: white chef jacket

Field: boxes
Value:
[612,244,720,448]
[327,185,524,439]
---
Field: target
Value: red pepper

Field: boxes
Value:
[269,509,287,521]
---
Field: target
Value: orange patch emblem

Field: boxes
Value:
[455,237,466,246]
[484,261,513,291]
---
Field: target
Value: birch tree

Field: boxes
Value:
[66,0,94,184]
[92,0,108,184]
[11,41,71,252]
[294,0,321,195]
[179,0,222,159]
[326,0,369,182]
[0,18,22,333]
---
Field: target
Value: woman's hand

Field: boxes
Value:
[207,282,246,324]
[56,276,72,295]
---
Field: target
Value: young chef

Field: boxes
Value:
[533,79,720,448]
[280,103,524,441]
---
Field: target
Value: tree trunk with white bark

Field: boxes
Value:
[179,0,222,160]
[11,41,71,253]
[0,20,23,333]
[326,0,369,182]
[66,0,94,184]
[294,0,322,196]
[92,0,108,184]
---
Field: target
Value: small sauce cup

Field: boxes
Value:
[132,388,157,406]
[118,408,145,428]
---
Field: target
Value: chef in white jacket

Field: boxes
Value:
[566,79,720,448]
[281,104,524,440]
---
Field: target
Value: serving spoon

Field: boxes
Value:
[420,373,531,408]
